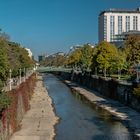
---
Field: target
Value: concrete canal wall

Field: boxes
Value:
[53,71,140,113]
[64,80,140,139]
[0,74,36,140]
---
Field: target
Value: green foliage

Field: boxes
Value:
[80,44,94,69]
[91,41,118,75]
[116,50,127,71]
[40,54,66,67]
[66,44,94,69]
[133,85,140,97]
[5,41,34,77]
[67,48,82,67]
[18,47,34,68]
[7,42,34,69]
[0,93,11,112]
[0,40,10,81]
[124,35,140,66]
[0,80,4,91]
[0,29,34,83]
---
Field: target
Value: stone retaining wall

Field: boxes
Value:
[55,71,140,113]
[0,74,36,140]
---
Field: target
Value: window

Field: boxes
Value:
[110,16,115,42]
[133,16,138,30]
[118,16,122,34]
[126,16,130,32]
[104,16,107,40]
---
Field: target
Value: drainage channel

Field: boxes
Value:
[44,74,136,140]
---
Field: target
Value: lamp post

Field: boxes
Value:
[9,69,12,90]
[118,68,120,80]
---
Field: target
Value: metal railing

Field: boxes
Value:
[3,69,35,92]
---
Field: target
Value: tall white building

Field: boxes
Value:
[98,7,140,43]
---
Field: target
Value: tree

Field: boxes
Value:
[80,44,94,70]
[53,55,66,67]
[116,49,127,78]
[66,48,82,68]
[0,29,10,41]
[6,42,34,76]
[124,35,140,66]
[18,47,34,68]
[0,40,10,81]
[0,38,35,92]
[91,41,118,77]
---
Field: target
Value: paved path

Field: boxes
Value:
[65,80,140,138]
[10,76,58,140]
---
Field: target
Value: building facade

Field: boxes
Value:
[38,55,45,62]
[98,7,140,43]
[25,48,33,58]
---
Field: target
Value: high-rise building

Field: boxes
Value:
[38,55,45,62]
[98,7,140,43]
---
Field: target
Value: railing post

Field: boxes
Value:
[24,68,26,82]
[19,68,21,84]
[9,69,12,90]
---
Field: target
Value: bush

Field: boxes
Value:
[0,79,4,91]
[133,85,140,97]
[0,93,11,112]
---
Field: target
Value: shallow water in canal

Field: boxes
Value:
[44,74,135,140]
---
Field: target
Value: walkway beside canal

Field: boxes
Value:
[65,80,140,138]
[10,76,58,140]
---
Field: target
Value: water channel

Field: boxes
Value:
[44,74,135,140]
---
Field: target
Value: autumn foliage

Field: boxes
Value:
[0,74,36,137]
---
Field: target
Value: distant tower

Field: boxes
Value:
[38,54,46,62]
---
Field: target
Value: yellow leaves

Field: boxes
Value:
[95,41,118,69]
[67,48,82,65]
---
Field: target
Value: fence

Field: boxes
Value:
[3,70,34,92]
[0,72,36,140]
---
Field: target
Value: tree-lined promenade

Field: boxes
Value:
[41,35,140,80]
[40,35,140,97]
[0,30,35,115]
[66,36,140,80]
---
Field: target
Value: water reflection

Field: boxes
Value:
[44,74,136,140]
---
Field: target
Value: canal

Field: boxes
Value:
[44,74,134,140]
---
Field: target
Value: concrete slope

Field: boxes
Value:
[10,76,58,140]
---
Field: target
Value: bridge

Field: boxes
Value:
[37,66,72,73]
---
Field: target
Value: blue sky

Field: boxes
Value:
[0,0,140,58]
